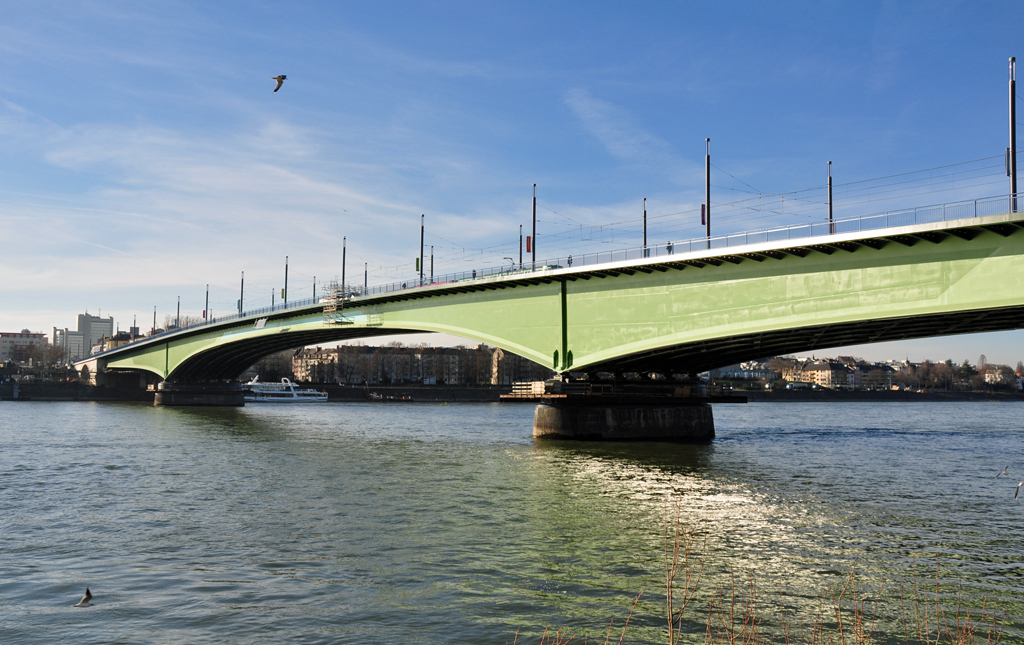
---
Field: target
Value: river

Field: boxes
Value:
[1,401,1022,644]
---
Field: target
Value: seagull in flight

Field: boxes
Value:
[272,75,287,93]
[1016,482,1023,500]
[73,587,93,607]
[997,465,1010,478]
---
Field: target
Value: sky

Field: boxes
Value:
[2,1,1024,366]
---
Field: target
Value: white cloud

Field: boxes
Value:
[0,96,543,333]
[563,87,698,185]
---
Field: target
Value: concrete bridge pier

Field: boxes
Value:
[154,381,245,407]
[533,397,715,442]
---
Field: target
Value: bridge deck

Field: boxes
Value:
[77,196,1024,380]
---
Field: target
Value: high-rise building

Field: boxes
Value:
[78,313,113,351]
[52,313,114,362]
[53,328,86,362]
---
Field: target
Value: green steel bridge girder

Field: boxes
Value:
[92,211,1024,381]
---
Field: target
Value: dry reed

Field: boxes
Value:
[510,499,1006,645]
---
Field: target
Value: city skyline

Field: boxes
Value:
[3,2,1024,364]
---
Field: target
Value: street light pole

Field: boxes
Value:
[284,256,288,306]
[519,224,523,269]
[239,271,244,315]
[705,138,711,247]
[643,197,647,257]
[341,237,347,297]
[828,161,834,234]
[532,184,537,269]
[419,214,425,286]
[205,284,209,321]
[1011,57,1018,212]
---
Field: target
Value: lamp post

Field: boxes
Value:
[519,224,523,269]
[283,256,288,306]
[531,184,537,269]
[643,197,647,257]
[828,161,834,234]
[705,138,711,247]
[1011,57,1018,212]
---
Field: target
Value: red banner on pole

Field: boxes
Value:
[526,236,532,253]
[701,204,706,226]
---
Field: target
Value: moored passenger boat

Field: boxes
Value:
[243,377,328,403]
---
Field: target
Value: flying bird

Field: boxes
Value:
[997,466,1010,478]
[73,587,93,607]
[1017,482,1023,500]
[272,75,287,93]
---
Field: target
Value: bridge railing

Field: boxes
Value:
[84,296,325,360]
[355,192,1020,294]
[85,193,1020,362]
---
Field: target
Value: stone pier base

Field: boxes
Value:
[154,381,244,407]
[533,399,714,441]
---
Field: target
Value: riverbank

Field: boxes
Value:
[0,381,154,402]
[322,383,510,402]
[742,388,1024,402]
[0,382,511,403]
[3,381,1021,403]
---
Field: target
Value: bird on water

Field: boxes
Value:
[272,75,287,92]
[997,466,1010,478]
[73,587,93,607]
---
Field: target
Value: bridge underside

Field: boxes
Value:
[590,304,1024,375]
[162,328,421,381]
[120,303,1024,383]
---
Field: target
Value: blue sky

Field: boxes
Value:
[2,1,1024,365]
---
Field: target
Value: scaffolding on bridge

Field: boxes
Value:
[321,280,354,325]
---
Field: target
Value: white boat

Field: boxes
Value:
[243,377,328,403]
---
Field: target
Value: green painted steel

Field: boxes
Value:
[87,211,1024,380]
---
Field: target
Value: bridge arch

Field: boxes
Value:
[81,209,1024,383]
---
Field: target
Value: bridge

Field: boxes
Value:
[76,193,1024,434]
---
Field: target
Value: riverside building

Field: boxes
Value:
[0,330,47,361]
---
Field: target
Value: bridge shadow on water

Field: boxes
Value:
[150,405,293,442]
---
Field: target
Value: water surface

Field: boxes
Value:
[1,401,1022,643]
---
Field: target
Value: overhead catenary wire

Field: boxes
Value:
[312,154,1014,289]
[710,162,763,194]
